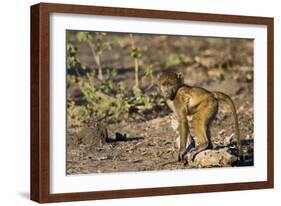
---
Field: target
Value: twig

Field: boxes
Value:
[160,160,179,167]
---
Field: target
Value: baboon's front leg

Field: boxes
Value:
[178,118,189,161]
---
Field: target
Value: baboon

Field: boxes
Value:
[158,72,240,164]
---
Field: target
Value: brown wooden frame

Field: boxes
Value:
[31,2,274,203]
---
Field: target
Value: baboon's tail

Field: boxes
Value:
[212,91,241,156]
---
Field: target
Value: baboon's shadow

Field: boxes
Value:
[106,132,144,143]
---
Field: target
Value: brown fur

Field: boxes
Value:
[158,72,240,164]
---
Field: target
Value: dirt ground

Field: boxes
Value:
[66,33,254,175]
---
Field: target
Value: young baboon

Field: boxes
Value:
[158,72,240,165]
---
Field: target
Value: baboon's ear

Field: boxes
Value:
[176,72,184,83]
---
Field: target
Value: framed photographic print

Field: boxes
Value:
[30,3,274,203]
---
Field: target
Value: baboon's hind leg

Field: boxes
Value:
[185,102,218,164]
[185,121,209,164]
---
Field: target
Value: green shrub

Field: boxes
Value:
[165,53,193,68]
[76,32,112,80]
[247,122,254,133]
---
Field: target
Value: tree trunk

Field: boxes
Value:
[95,55,103,80]
[130,34,139,88]
[134,58,139,87]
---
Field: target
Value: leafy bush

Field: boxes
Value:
[247,122,254,133]
[165,53,193,68]
[66,43,80,69]
[77,32,112,80]
[67,101,91,127]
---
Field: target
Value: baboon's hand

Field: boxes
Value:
[186,152,194,164]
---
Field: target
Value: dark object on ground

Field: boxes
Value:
[106,132,144,142]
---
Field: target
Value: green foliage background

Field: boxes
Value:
[66,31,253,128]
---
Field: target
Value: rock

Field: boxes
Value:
[191,148,237,168]
[97,155,112,161]
[244,134,253,140]
[240,66,252,72]
[218,129,225,135]
[76,121,108,147]
[223,133,237,146]
[207,69,224,80]
[200,57,217,68]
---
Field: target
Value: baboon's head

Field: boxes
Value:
[158,72,184,100]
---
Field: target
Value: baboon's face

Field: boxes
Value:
[160,83,175,99]
[158,72,183,100]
